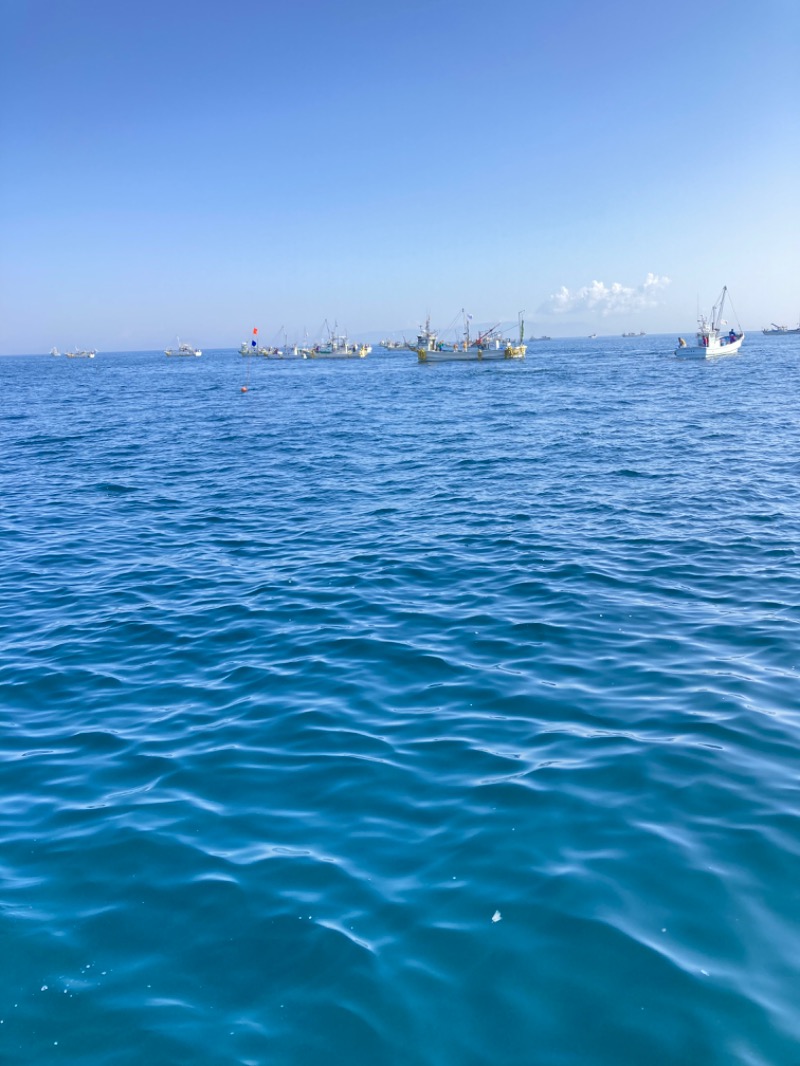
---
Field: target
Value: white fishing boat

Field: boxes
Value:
[675,286,744,358]
[65,348,96,358]
[165,340,201,357]
[409,316,439,352]
[304,342,368,359]
[417,310,526,363]
[50,347,61,357]
[302,321,368,359]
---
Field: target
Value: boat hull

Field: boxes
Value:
[675,335,744,358]
[418,347,525,363]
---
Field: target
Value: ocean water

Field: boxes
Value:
[1,336,799,1066]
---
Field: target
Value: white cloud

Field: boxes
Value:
[540,273,671,316]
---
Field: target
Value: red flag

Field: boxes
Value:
[253,327,258,335]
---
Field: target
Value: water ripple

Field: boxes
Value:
[1,341,800,1064]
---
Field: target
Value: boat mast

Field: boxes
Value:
[712,287,727,332]
[519,310,525,345]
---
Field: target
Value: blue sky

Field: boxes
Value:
[1,0,798,352]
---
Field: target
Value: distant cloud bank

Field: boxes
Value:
[540,273,671,316]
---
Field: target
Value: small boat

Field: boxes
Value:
[588,333,597,339]
[65,348,96,358]
[675,286,744,358]
[165,340,201,357]
[762,320,800,335]
[50,347,61,357]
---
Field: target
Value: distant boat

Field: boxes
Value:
[239,340,285,357]
[50,347,61,357]
[240,326,305,357]
[165,340,201,357]
[675,286,744,358]
[304,341,368,359]
[65,348,96,358]
[302,321,368,359]
[762,320,800,335]
[588,333,597,339]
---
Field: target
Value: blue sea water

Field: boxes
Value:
[1,336,799,1065]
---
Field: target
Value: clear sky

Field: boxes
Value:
[1,0,798,352]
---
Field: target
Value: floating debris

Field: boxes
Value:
[491,911,502,923]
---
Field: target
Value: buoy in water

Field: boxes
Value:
[241,386,248,393]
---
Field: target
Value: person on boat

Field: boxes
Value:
[729,329,736,343]
[678,337,686,348]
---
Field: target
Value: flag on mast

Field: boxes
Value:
[252,327,258,349]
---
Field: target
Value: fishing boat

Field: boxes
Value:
[65,348,96,358]
[50,348,61,357]
[239,327,261,355]
[675,286,744,358]
[417,310,525,363]
[408,316,438,352]
[762,320,800,335]
[240,326,305,357]
[304,342,368,359]
[302,321,368,359]
[165,340,201,357]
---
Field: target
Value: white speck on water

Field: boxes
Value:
[41,986,48,992]
[492,911,502,923]
[662,928,667,933]
[700,969,709,976]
